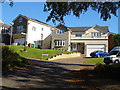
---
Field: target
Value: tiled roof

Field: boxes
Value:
[68,27,91,32]
[13,14,52,27]
[68,25,109,32]
[2,24,11,28]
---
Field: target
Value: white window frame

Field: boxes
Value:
[54,40,65,46]
[56,30,64,34]
[91,32,101,37]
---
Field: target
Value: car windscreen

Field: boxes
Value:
[109,51,119,55]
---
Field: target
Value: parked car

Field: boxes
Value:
[90,50,109,58]
[104,46,120,64]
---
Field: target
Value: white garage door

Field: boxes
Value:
[86,44,105,57]
[14,38,25,45]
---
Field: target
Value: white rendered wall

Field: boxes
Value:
[26,20,51,45]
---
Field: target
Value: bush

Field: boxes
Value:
[2,46,28,70]
[113,34,120,46]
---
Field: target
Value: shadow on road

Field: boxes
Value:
[2,59,120,89]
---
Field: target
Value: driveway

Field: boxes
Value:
[48,57,92,70]
[2,57,120,89]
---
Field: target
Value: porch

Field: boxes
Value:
[71,43,85,54]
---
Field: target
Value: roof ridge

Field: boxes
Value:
[16,14,52,27]
[68,26,92,28]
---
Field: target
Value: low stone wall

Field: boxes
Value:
[48,53,81,60]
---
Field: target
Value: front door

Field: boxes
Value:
[71,43,77,51]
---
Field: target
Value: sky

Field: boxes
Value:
[1,2,119,33]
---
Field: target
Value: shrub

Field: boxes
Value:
[113,34,120,46]
[2,46,28,70]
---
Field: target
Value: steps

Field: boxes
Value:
[48,53,81,60]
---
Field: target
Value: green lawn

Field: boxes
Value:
[8,46,73,60]
[84,57,120,69]
[84,58,104,64]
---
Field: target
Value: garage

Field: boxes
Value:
[14,38,25,45]
[86,44,106,57]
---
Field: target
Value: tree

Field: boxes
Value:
[1,0,13,7]
[44,2,119,24]
[113,34,120,46]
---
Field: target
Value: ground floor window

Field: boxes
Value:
[54,40,65,46]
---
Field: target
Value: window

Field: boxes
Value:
[109,51,119,55]
[54,40,65,46]
[117,52,120,56]
[41,34,43,40]
[32,26,36,31]
[56,30,64,34]
[41,28,43,31]
[91,32,100,37]
[75,34,82,37]
[19,17,23,22]
[17,26,23,32]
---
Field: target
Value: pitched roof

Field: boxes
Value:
[12,14,52,27]
[2,24,11,28]
[68,25,109,32]
[68,27,91,32]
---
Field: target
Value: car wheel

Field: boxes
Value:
[105,62,110,65]
[114,60,119,64]
[97,55,100,58]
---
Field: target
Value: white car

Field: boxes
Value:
[104,46,120,64]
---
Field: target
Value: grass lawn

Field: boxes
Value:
[84,57,120,69]
[7,46,73,60]
[84,58,104,64]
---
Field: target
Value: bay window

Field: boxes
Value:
[54,40,65,46]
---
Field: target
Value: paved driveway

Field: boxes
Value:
[2,57,120,89]
[48,57,93,70]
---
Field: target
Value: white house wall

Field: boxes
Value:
[26,20,51,46]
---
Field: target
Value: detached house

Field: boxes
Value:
[51,24,109,57]
[12,14,52,48]
[0,20,12,45]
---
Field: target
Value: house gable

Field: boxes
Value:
[13,14,52,28]
[55,24,69,32]
[13,15,28,34]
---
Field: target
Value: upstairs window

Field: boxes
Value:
[17,26,23,32]
[41,34,43,40]
[19,17,23,22]
[91,32,100,37]
[41,28,44,31]
[32,26,36,31]
[75,34,82,37]
[56,30,64,34]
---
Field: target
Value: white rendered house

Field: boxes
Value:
[12,14,52,48]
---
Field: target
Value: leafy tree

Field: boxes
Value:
[1,1,119,24]
[113,34,120,46]
[1,0,13,7]
[44,2,119,24]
